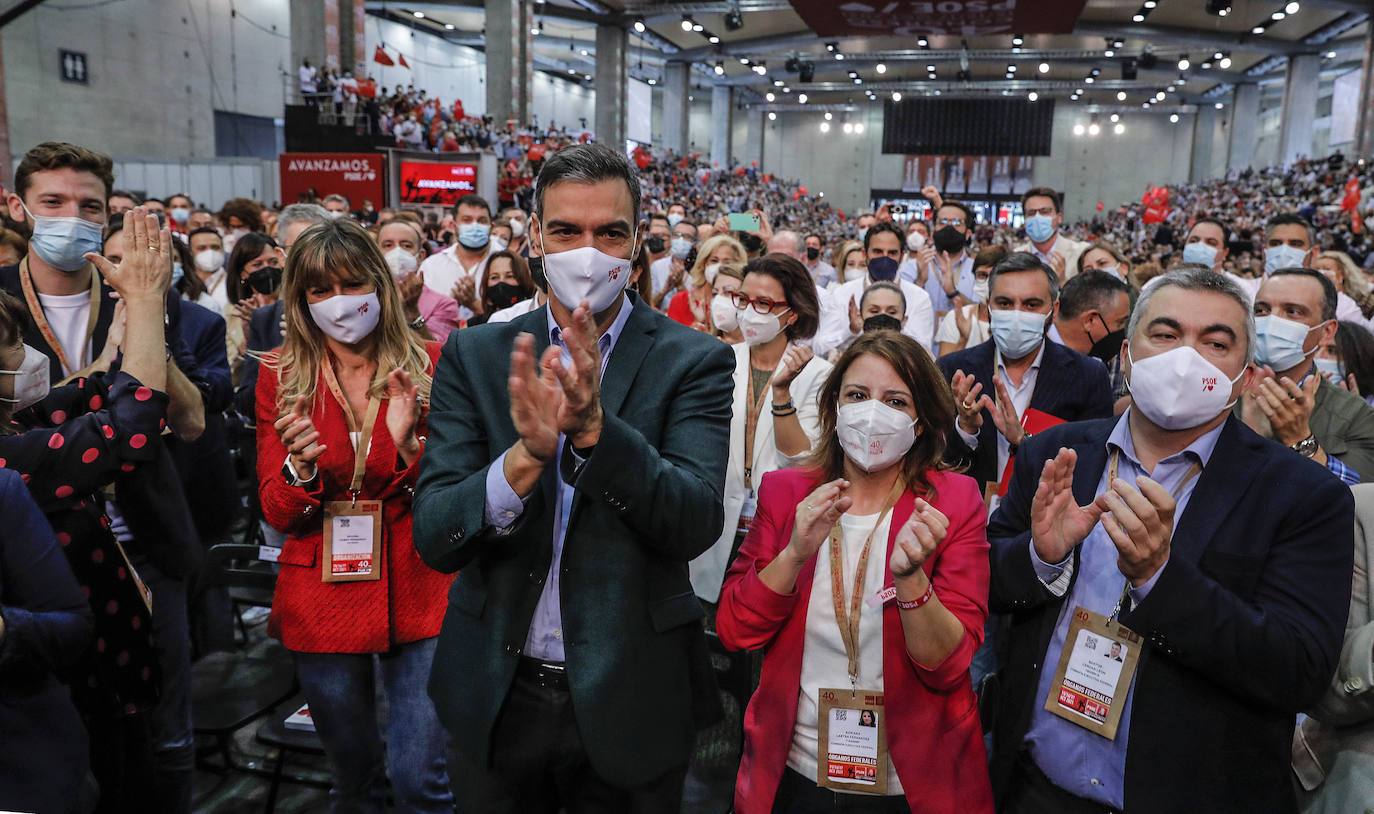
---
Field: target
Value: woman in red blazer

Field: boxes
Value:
[256,218,454,812]
[718,330,993,814]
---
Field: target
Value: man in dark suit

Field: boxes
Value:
[413,143,735,812]
[937,251,1115,492]
[987,267,1354,813]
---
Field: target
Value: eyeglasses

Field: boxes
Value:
[731,291,786,314]
[1024,207,1056,217]
[937,217,965,227]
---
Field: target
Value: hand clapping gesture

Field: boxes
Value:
[785,479,853,563]
[87,206,171,302]
[386,368,423,466]
[950,370,994,436]
[889,498,948,580]
[275,396,327,483]
[1030,448,1104,565]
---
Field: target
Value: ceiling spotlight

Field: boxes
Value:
[1252,25,1265,33]
[739,56,750,65]
[1073,124,1086,135]
[876,63,887,73]
[824,111,832,120]
[1028,91,1038,101]
[445,23,455,29]
[692,23,703,32]
[1326,50,1337,59]
[820,122,830,133]
[708,34,720,43]
[754,63,767,75]
[1206,0,1231,15]
[1114,122,1125,134]
[1178,55,1190,70]
[579,49,588,56]
[1219,7,1228,13]
[1076,87,1084,94]
[1170,113,1179,123]
[1285,1,1300,13]
[1272,11,1285,20]
[765,92,775,101]
[783,86,791,93]
[1219,56,1231,68]
[825,42,836,52]
[1012,34,1024,46]
[768,111,776,121]
[1005,73,1014,79]
[798,93,808,103]
[714,62,724,75]
[854,77,862,84]
[1110,113,1120,122]
[847,70,858,77]
[1039,62,1049,73]
[412,10,424,18]
[1085,76,1095,84]
[583,74,591,80]
[568,68,576,74]
[855,123,865,133]
[1215,101,1224,109]
[917,37,929,47]
[1156,90,1166,100]
[835,53,845,60]
[773,79,783,86]
[1007,64,1017,72]
[647,77,656,85]
[892,91,902,101]
[724,9,744,31]
[681,16,694,31]
[1088,122,1101,136]
[1117,91,1127,100]
[633,16,645,32]
[531,22,541,35]
[1132,13,1145,22]
[843,122,854,133]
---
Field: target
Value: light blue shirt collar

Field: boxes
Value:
[546,292,634,360]
[1105,407,1226,474]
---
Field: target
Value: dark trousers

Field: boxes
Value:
[772,768,911,813]
[1000,753,1123,814]
[448,659,688,814]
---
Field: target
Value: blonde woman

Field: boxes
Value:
[709,263,746,343]
[832,240,867,288]
[1314,250,1374,327]
[255,217,454,812]
[668,234,748,328]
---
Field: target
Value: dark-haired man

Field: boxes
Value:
[1049,270,1132,356]
[804,233,836,287]
[1015,187,1088,283]
[1244,268,1374,482]
[420,193,494,317]
[108,188,140,215]
[415,142,733,811]
[813,221,934,355]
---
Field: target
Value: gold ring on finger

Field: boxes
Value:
[148,245,159,252]
[962,400,975,410]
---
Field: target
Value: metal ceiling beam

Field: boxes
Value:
[1304,12,1369,44]
[624,1,791,13]
[1072,21,1298,56]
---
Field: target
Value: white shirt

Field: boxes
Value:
[955,342,1045,478]
[788,511,905,795]
[419,243,493,320]
[299,64,317,93]
[935,304,990,352]
[35,290,92,373]
[649,255,679,309]
[202,269,229,316]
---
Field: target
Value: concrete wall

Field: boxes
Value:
[2,0,290,158]
[760,104,886,215]
[531,72,596,132]
[687,97,713,157]
[366,17,485,112]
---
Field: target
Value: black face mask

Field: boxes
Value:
[487,282,527,311]
[246,266,282,296]
[863,314,903,333]
[645,236,666,254]
[806,246,820,261]
[1089,327,1126,367]
[932,225,967,255]
[528,255,546,292]
[867,256,899,282]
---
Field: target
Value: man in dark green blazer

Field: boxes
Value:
[412,143,735,812]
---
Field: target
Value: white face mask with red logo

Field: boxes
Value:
[539,228,636,313]
[836,399,918,473]
[308,292,381,344]
[1126,345,1244,430]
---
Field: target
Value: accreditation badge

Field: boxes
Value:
[737,487,757,534]
[1043,606,1143,739]
[816,687,888,794]
[321,500,382,583]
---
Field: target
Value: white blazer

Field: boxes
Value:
[688,341,832,603]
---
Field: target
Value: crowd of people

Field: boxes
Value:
[1,130,1373,814]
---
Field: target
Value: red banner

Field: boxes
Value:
[398,160,477,206]
[279,153,384,207]
[789,0,1088,36]
[1340,177,1361,212]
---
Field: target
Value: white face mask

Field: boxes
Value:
[490,236,509,253]
[0,343,51,410]
[973,279,990,303]
[737,306,790,346]
[538,228,636,313]
[308,292,381,344]
[710,293,738,332]
[1126,345,1244,430]
[1254,314,1324,371]
[836,399,918,473]
[704,263,722,285]
[384,246,419,279]
[194,248,225,273]
[509,219,526,238]
[1264,244,1308,275]
[906,231,926,252]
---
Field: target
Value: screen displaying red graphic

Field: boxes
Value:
[279,153,385,208]
[398,161,478,206]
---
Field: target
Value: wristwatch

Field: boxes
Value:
[408,315,427,330]
[1290,434,1319,458]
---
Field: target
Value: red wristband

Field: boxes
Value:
[896,580,935,611]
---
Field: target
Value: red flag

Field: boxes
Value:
[528,143,547,162]
[1341,177,1361,211]
[373,45,395,66]
[1353,210,1364,235]
[452,99,465,119]
[1096,201,1104,212]
[398,53,411,69]
[799,185,807,196]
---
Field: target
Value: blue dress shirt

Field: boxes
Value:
[1024,410,1224,808]
[483,294,633,662]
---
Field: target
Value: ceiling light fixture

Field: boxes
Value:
[681,16,693,31]
[633,17,645,33]
[892,91,902,101]
[1039,62,1050,73]
[876,63,886,73]
[768,111,776,121]
[1028,91,1038,101]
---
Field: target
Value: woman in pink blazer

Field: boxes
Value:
[718,330,993,814]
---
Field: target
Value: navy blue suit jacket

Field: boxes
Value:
[936,338,1113,487]
[986,416,1354,813]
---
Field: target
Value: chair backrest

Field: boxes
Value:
[204,543,280,591]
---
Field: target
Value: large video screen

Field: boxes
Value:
[882,98,1055,156]
[397,160,478,206]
